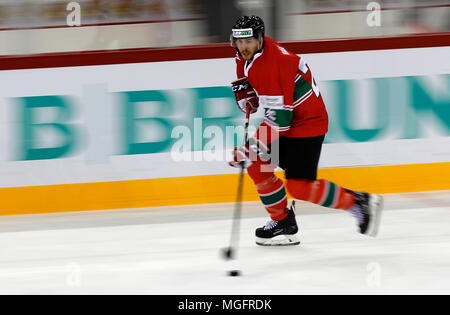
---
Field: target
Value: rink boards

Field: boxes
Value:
[0,40,449,214]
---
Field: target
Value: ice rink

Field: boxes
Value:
[0,190,449,295]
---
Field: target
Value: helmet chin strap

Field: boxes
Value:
[258,38,264,51]
[254,37,264,55]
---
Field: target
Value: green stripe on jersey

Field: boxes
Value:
[264,108,293,128]
[293,76,312,103]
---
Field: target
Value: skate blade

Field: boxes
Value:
[256,234,300,246]
[367,194,384,237]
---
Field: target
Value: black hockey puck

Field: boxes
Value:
[228,270,241,277]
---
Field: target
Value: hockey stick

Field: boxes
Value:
[223,106,251,261]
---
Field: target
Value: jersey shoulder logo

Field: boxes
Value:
[276,45,289,56]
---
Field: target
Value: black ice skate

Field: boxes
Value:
[349,191,383,237]
[255,201,300,246]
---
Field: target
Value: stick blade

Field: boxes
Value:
[221,247,235,260]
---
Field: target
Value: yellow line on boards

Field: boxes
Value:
[0,162,449,216]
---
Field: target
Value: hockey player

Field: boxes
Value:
[229,15,383,246]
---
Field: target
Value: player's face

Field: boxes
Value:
[235,37,261,61]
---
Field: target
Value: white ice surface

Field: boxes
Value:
[0,191,449,295]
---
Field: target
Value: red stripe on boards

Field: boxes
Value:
[0,32,449,71]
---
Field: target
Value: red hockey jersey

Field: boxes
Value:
[235,37,328,141]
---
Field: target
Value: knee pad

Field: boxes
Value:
[247,161,277,187]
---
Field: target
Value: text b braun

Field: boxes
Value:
[223,299,271,310]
